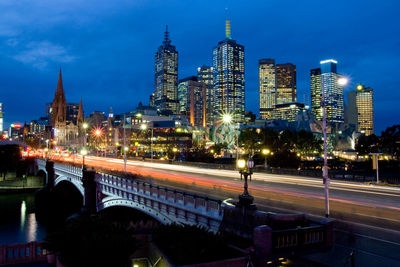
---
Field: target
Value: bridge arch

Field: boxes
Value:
[36,164,48,184]
[55,176,85,197]
[97,196,174,225]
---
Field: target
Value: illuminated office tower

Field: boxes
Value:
[310,68,322,120]
[178,76,206,127]
[276,63,297,104]
[259,59,276,119]
[178,76,197,114]
[198,66,214,126]
[311,59,344,123]
[348,84,374,135]
[0,103,3,132]
[154,26,179,114]
[213,20,245,123]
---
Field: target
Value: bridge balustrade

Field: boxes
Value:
[96,173,223,230]
[272,225,325,252]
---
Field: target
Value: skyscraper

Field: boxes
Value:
[154,26,179,114]
[213,20,245,123]
[259,59,275,119]
[348,84,374,136]
[178,76,198,114]
[0,103,3,132]
[310,68,322,120]
[311,59,344,123]
[197,66,214,126]
[276,63,297,105]
[178,76,206,127]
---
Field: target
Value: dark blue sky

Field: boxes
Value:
[1,0,399,133]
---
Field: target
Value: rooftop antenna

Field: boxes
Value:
[225,8,231,39]
[163,25,171,45]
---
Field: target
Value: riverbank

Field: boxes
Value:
[0,174,44,194]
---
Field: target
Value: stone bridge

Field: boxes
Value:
[35,158,334,265]
[36,158,223,231]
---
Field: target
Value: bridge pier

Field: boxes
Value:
[81,169,97,215]
[45,160,55,188]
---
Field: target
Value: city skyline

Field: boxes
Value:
[1,0,399,133]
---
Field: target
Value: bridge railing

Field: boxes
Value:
[54,162,82,178]
[0,242,47,265]
[272,224,326,253]
[96,173,223,217]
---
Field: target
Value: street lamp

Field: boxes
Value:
[172,147,178,161]
[221,112,239,162]
[262,148,270,169]
[237,157,255,208]
[321,74,348,217]
[82,122,88,147]
[93,128,103,157]
[80,147,87,169]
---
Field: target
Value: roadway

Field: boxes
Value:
[66,155,400,230]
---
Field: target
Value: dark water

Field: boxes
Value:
[0,192,46,245]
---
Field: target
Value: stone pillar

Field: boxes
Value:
[253,225,273,267]
[82,169,97,215]
[45,161,55,189]
[321,217,334,248]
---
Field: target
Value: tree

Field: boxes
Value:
[380,125,400,159]
[239,128,263,156]
[295,130,322,156]
[0,144,21,180]
[355,134,379,155]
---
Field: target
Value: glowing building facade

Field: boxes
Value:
[311,59,344,123]
[276,63,297,104]
[259,59,276,119]
[197,66,214,126]
[178,76,206,127]
[213,21,245,123]
[349,84,374,136]
[154,26,179,114]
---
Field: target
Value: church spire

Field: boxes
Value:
[77,98,84,125]
[51,68,67,126]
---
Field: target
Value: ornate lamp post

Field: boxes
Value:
[262,148,270,169]
[80,147,87,169]
[237,157,255,208]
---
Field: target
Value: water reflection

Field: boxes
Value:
[26,213,38,242]
[20,200,26,231]
[0,193,46,245]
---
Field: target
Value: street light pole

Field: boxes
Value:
[123,114,127,173]
[236,123,239,161]
[151,128,153,162]
[322,75,348,218]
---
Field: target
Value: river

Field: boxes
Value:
[0,192,46,245]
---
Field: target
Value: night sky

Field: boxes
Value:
[1,0,399,133]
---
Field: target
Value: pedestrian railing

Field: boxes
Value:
[0,242,47,265]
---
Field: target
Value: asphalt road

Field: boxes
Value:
[62,155,400,266]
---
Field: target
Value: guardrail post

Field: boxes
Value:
[254,225,272,267]
[321,218,334,248]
